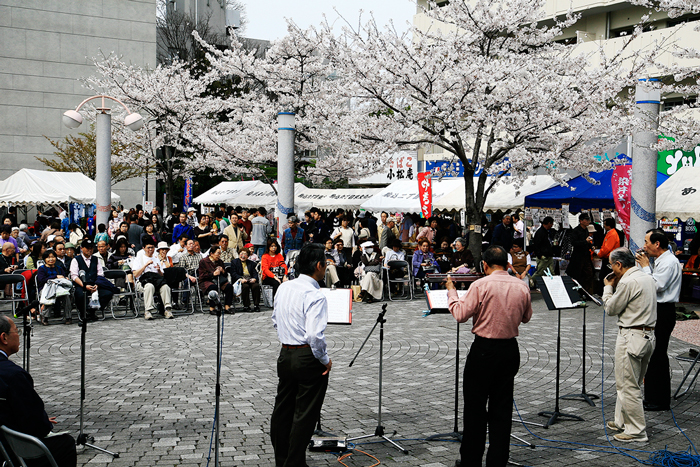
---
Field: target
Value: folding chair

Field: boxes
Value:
[103,270,139,319]
[383,260,413,301]
[169,269,197,315]
[0,435,15,467]
[0,426,58,467]
[0,274,28,317]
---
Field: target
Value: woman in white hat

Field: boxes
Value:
[155,241,172,271]
[358,241,383,303]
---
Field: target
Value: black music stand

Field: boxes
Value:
[535,276,585,428]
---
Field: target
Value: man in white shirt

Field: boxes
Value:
[603,247,657,442]
[635,228,682,411]
[270,244,332,467]
[168,234,189,265]
[132,241,174,321]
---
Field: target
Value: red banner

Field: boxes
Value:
[612,165,632,240]
[417,172,432,219]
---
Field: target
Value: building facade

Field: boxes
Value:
[0,0,157,210]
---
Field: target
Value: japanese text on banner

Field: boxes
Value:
[612,165,631,240]
[417,172,432,219]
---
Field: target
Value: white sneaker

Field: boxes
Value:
[144,310,153,320]
[164,309,174,319]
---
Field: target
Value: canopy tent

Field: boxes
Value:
[656,166,700,220]
[295,188,383,212]
[193,181,260,205]
[0,168,121,207]
[524,169,669,213]
[360,179,462,214]
[434,175,561,212]
[232,182,309,209]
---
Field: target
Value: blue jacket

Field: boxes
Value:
[172,223,194,244]
[282,227,304,255]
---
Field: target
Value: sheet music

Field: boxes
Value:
[427,289,468,309]
[321,288,352,325]
[542,276,573,309]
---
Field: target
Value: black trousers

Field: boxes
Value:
[74,286,113,315]
[263,277,282,296]
[241,282,261,307]
[205,283,233,306]
[270,347,329,467]
[645,302,677,407]
[461,336,520,467]
[22,433,76,467]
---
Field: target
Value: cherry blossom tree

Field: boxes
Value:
[317,0,654,258]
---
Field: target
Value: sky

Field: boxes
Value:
[241,0,417,41]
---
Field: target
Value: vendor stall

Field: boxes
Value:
[192,181,260,206]
[295,188,382,212]
[0,168,121,206]
[656,166,700,221]
[360,179,462,214]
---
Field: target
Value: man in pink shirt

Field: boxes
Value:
[446,245,532,467]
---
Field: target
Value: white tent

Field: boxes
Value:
[193,180,260,205]
[360,179,462,214]
[656,166,698,220]
[434,175,560,211]
[233,182,309,209]
[295,188,383,211]
[0,168,121,207]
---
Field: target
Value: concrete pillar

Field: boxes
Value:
[630,79,660,251]
[276,112,295,236]
[95,112,112,228]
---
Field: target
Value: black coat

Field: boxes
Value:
[230,258,259,282]
[532,226,554,258]
[567,225,593,272]
[0,354,53,438]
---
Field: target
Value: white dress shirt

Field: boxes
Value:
[168,243,186,264]
[131,251,162,277]
[641,249,682,303]
[271,274,329,365]
[70,253,104,281]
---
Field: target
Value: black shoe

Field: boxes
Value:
[253,306,261,312]
[643,400,670,411]
[64,318,72,325]
[86,313,98,322]
[242,307,251,313]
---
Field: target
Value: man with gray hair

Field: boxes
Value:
[602,247,657,442]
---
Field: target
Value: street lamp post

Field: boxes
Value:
[276,112,295,236]
[63,95,144,227]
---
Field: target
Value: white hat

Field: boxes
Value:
[187,207,196,212]
[157,241,169,250]
[361,241,374,249]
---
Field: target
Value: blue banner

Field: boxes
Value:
[183,177,193,210]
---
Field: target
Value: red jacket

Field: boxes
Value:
[261,253,287,279]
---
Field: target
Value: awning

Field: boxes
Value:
[295,188,383,211]
[434,175,561,211]
[656,166,699,220]
[233,182,309,209]
[193,181,260,205]
[360,179,462,214]
[0,168,121,207]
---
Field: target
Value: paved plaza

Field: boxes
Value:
[7,293,700,467]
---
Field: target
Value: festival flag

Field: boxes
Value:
[417,172,432,219]
[612,165,632,239]
[183,177,193,210]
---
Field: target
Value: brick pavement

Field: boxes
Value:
[4,294,700,467]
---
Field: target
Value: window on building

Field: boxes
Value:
[610,24,654,38]
[667,14,700,28]
[662,96,698,112]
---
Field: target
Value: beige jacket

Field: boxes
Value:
[602,266,657,328]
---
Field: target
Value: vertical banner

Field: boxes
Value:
[183,177,193,211]
[612,165,632,239]
[417,172,432,219]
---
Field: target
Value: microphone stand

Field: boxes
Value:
[347,304,408,454]
[207,290,223,467]
[19,300,36,372]
[76,272,119,458]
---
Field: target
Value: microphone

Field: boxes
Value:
[79,270,86,281]
[208,290,221,306]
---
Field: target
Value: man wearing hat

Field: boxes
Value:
[567,213,596,292]
[186,207,198,228]
[62,242,76,271]
[282,215,305,256]
[69,239,114,321]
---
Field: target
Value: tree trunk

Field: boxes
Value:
[463,172,484,264]
[164,147,175,214]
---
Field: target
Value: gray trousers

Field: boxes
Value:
[614,327,655,436]
[137,282,172,312]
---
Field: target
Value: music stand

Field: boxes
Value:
[535,276,585,428]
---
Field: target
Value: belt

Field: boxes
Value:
[619,325,654,332]
[282,344,310,349]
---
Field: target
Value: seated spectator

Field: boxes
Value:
[18,223,31,244]
[131,240,174,320]
[94,223,110,245]
[449,237,475,272]
[412,239,440,280]
[10,226,27,256]
[323,239,342,288]
[507,238,531,287]
[358,241,383,303]
[94,240,112,270]
[0,243,17,274]
[70,239,114,322]
[25,241,46,270]
[199,245,233,314]
[113,221,129,244]
[107,239,135,290]
[261,240,288,296]
[140,222,160,248]
[231,248,261,312]
[168,234,189,265]
[155,242,172,270]
[434,237,453,274]
[331,238,353,287]
[331,216,355,260]
[218,236,236,264]
[180,240,202,307]
[0,226,18,262]
[36,250,72,325]
[63,242,76,271]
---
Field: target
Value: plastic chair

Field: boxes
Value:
[103,270,139,319]
[0,426,58,467]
